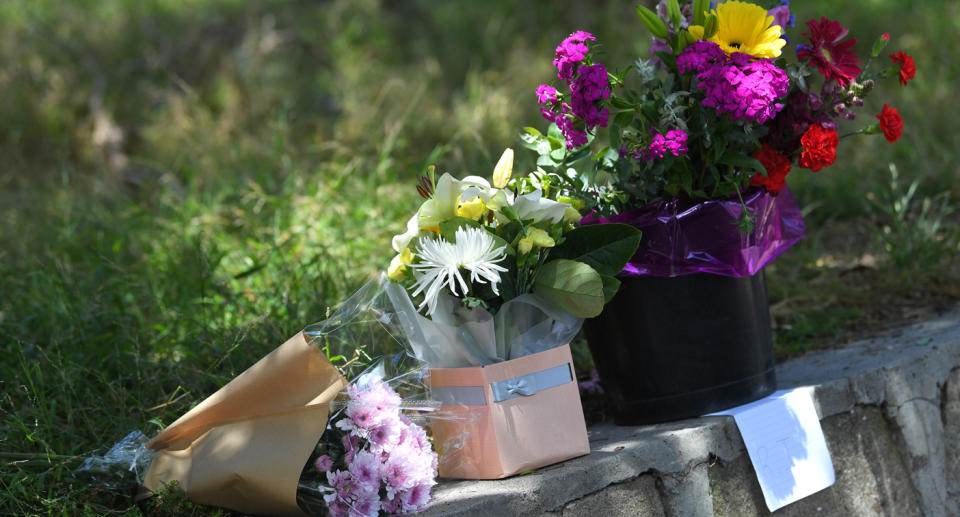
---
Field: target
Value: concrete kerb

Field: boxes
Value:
[421,306,960,516]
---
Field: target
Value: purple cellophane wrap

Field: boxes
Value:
[581,187,806,278]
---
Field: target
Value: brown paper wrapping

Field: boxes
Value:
[143,331,346,516]
[427,344,590,479]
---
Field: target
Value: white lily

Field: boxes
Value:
[496,189,571,224]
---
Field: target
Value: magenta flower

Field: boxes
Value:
[570,64,611,129]
[536,84,558,105]
[664,130,688,156]
[696,53,789,125]
[553,30,596,80]
[677,41,725,75]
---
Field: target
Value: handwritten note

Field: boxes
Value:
[709,387,835,511]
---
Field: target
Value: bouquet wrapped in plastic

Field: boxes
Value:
[383,150,642,478]
[80,278,452,517]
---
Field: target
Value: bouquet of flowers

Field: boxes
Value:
[79,278,453,517]
[525,0,913,228]
[382,150,641,479]
[300,374,437,516]
[386,149,642,365]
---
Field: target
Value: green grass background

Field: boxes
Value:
[0,0,956,514]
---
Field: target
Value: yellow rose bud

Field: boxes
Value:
[518,238,533,255]
[387,248,414,281]
[492,148,514,189]
[456,196,486,220]
[525,227,556,248]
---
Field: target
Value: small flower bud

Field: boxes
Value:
[850,96,864,107]
[871,32,890,58]
[667,0,683,28]
[834,103,847,114]
[703,14,719,40]
[677,30,697,51]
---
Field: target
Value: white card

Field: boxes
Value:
[709,387,835,511]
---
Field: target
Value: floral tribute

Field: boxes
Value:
[309,378,438,516]
[523,0,913,223]
[387,150,641,319]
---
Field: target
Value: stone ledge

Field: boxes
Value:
[421,307,960,516]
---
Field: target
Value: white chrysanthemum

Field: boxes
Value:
[409,226,508,315]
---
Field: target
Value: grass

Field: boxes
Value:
[0,0,957,514]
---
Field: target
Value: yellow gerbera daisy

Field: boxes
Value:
[689,0,785,59]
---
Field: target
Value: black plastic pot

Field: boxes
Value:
[582,271,776,425]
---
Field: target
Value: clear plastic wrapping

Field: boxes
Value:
[78,274,475,516]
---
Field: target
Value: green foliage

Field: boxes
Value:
[549,223,643,277]
[866,163,958,273]
[532,259,605,318]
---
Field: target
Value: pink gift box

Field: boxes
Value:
[426,344,590,479]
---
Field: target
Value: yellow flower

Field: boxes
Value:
[563,206,581,223]
[518,227,556,255]
[456,196,487,220]
[387,248,415,281]
[518,238,533,255]
[688,0,784,59]
[492,148,514,189]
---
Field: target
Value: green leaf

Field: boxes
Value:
[497,220,523,244]
[498,255,519,301]
[718,152,765,175]
[600,274,621,303]
[537,154,559,168]
[549,223,642,277]
[523,127,544,138]
[439,217,481,241]
[532,259,605,318]
[613,110,634,128]
[547,123,564,142]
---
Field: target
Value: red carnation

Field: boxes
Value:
[876,104,903,143]
[889,51,916,86]
[749,144,792,194]
[798,125,839,172]
[798,17,863,86]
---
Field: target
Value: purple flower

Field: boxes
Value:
[677,41,725,75]
[578,370,604,395]
[326,469,351,491]
[696,54,789,125]
[553,30,596,80]
[348,450,381,486]
[349,493,381,517]
[570,63,611,129]
[368,423,400,451]
[664,130,688,156]
[315,454,334,472]
[536,84,558,105]
[400,482,433,511]
[642,129,689,162]
[768,5,793,30]
[645,133,668,161]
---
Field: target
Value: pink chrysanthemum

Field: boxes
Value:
[797,17,862,86]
